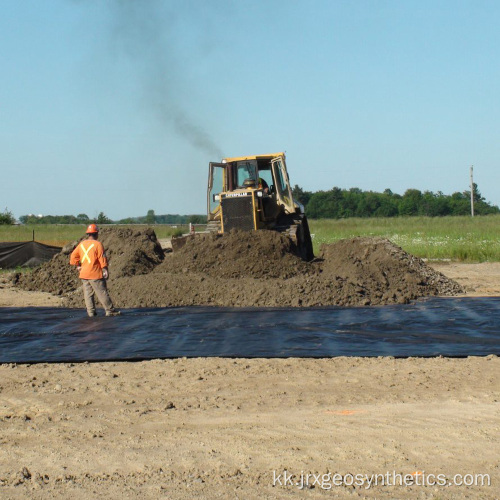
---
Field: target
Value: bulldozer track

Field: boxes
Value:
[206,221,222,233]
[275,214,314,261]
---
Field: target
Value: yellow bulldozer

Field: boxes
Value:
[205,152,314,260]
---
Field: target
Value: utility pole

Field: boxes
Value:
[470,165,474,217]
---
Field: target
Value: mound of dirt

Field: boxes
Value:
[15,251,79,296]
[96,227,164,278]
[15,227,464,308]
[157,230,312,279]
[102,233,462,309]
[318,237,464,305]
[17,228,163,295]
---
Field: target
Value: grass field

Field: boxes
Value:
[309,215,500,262]
[1,215,499,262]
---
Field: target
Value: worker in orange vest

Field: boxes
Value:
[70,224,120,317]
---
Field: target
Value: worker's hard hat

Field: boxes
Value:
[86,223,99,234]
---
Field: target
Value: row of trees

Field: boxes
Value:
[292,184,499,218]
[18,212,112,225]
[16,210,205,225]
[117,210,205,225]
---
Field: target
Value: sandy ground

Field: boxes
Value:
[0,283,64,308]
[432,261,500,296]
[0,263,499,499]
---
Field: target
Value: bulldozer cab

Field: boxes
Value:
[207,153,296,226]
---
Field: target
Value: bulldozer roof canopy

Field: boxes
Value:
[222,152,285,163]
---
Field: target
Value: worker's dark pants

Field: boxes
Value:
[81,279,115,316]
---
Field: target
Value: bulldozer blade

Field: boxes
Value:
[171,234,196,252]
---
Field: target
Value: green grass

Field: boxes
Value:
[0,224,192,247]
[309,215,500,262]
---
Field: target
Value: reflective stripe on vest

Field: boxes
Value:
[80,243,95,264]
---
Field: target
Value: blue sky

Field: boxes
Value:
[1,0,499,219]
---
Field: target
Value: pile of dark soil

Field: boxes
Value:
[317,237,464,305]
[157,230,312,279]
[16,228,464,308]
[16,228,163,295]
[96,227,164,278]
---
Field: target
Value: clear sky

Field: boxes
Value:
[1,0,499,220]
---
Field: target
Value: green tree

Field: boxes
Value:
[356,192,381,217]
[77,213,90,223]
[292,185,313,207]
[96,212,112,224]
[341,188,362,217]
[399,189,423,216]
[448,192,470,215]
[419,191,451,216]
[117,217,137,224]
[188,214,205,224]
[146,209,156,225]
[0,208,14,225]
[306,187,343,218]
[375,191,399,217]
[465,184,500,215]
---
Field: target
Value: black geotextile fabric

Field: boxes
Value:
[0,241,62,268]
[0,298,499,363]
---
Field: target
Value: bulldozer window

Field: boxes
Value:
[274,160,288,196]
[208,164,225,213]
[257,170,273,191]
[256,160,273,192]
[235,161,258,188]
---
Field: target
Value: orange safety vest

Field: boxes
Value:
[70,240,108,280]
